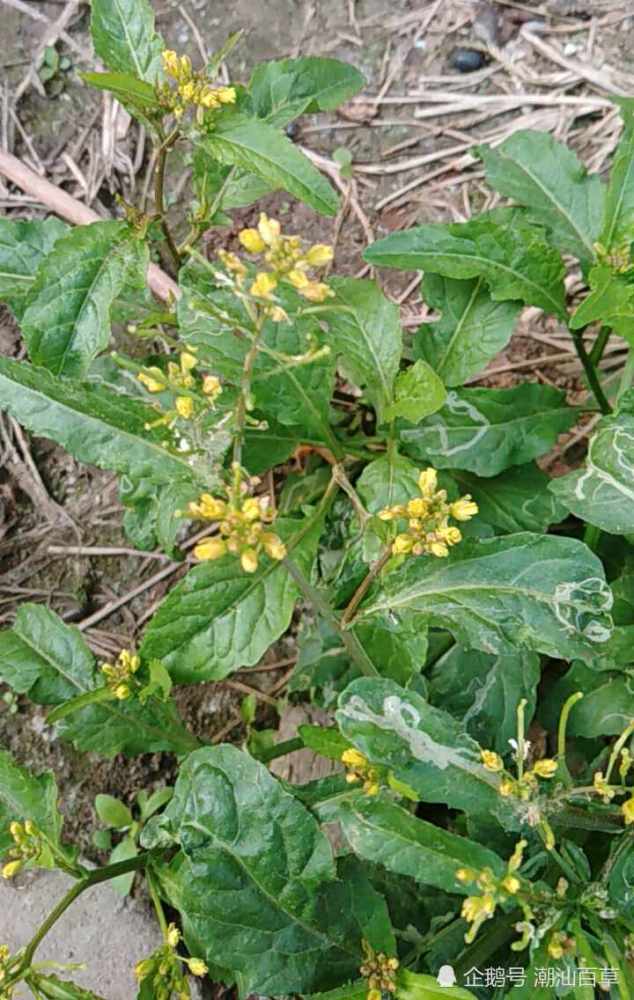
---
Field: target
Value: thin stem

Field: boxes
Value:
[557,691,584,787]
[233,312,265,467]
[154,129,181,273]
[516,698,527,783]
[589,325,611,366]
[332,463,369,525]
[257,736,304,763]
[178,165,238,254]
[147,867,169,938]
[606,720,634,785]
[341,545,392,626]
[569,328,612,415]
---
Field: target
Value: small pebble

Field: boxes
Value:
[285,121,301,142]
[450,47,487,73]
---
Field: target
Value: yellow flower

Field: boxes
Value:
[162,50,181,78]
[622,797,634,825]
[166,924,181,949]
[481,749,504,772]
[202,374,222,399]
[462,893,495,924]
[418,468,437,496]
[239,228,266,254]
[241,548,259,574]
[392,533,414,555]
[187,958,208,977]
[218,249,247,278]
[1,860,22,880]
[135,957,154,981]
[175,396,194,419]
[258,212,281,246]
[114,683,130,700]
[342,748,367,769]
[189,494,227,520]
[437,525,462,545]
[250,271,278,299]
[179,81,196,102]
[532,758,558,779]
[450,497,479,521]
[180,351,197,372]
[305,244,334,266]
[262,532,286,560]
[138,369,166,393]
[299,281,333,302]
[501,875,520,895]
[507,839,527,872]
[194,538,227,561]
[406,497,427,517]
[288,268,310,289]
[499,778,515,797]
[216,86,236,104]
[429,541,449,558]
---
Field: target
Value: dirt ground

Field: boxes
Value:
[1,0,634,860]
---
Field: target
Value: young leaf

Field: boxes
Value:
[600,104,634,250]
[325,277,402,423]
[320,796,505,895]
[383,359,446,424]
[364,213,567,319]
[0,217,67,318]
[400,384,576,477]
[549,412,634,533]
[91,0,164,83]
[95,794,133,829]
[476,130,604,265]
[141,515,321,682]
[197,116,339,216]
[448,463,568,533]
[154,745,364,995]
[415,274,521,387]
[357,533,613,662]
[21,221,149,376]
[249,57,365,126]
[0,750,63,860]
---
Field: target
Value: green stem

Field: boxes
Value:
[147,867,169,938]
[258,736,304,763]
[154,129,181,273]
[583,522,602,552]
[589,325,611,366]
[606,720,634,784]
[569,328,612,415]
[341,545,392,626]
[178,165,238,254]
[557,690,584,787]
[233,312,265,467]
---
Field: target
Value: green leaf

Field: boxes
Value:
[90,0,164,83]
[0,750,63,861]
[21,221,149,376]
[364,213,567,319]
[398,969,477,1000]
[108,836,138,895]
[0,357,201,489]
[476,130,604,265]
[449,463,567,533]
[415,274,521,387]
[400,384,576,477]
[569,263,634,341]
[154,745,363,994]
[197,116,338,216]
[141,515,321,682]
[608,832,634,923]
[95,794,132,829]
[357,533,613,662]
[299,723,352,759]
[549,411,634,533]
[81,71,161,124]
[325,277,402,423]
[357,453,421,513]
[542,661,634,738]
[27,975,107,1000]
[336,678,518,826]
[249,57,365,126]
[600,105,634,249]
[428,646,540,753]
[384,360,446,424]
[0,217,67,317]
[320,795,504,895]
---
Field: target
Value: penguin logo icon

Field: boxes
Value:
[437,965,457,987]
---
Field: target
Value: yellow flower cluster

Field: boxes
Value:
[138,348,222,426]
[594,238,633,275]
[593,743,634,824]
[1,820,42,880]
[161,50,236,119]
[359,940,399,1000]
[136,922,207,1000]
[101,649,141,701]
[235,212,334,308]
[378,468,478,558]
[341,748,380,796]
[481,748,558,800]
[187,467,286,574]
[457,840,527,944]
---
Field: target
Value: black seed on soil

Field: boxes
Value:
[450,47,487,72]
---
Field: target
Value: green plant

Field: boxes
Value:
[1,0,634,997]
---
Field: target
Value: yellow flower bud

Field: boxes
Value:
[216,86,236,104]
[241,548,259,573]
[418,468,438,496]
[176,396,194,419]
[392,534,414,555]
[268,305,288,323]
[162,50,180,78]
[166,924,181,948]
[299,281,333,302]
[241,498,262,521]
[507,839,527,872]
[622,797,634,825]
[179,81,196,102]
[406,497,427,517]
[199,88,220,108]
[114,684,130,700]
[499,778,515,797]
[438,525,462,545]
[239,228,266,254]
[180,351,198,372]
[305,244,334,267]
[450,497,479,521]
[218,250,247,276]
[179,55,192,79]
[262,533,286,560]
[367,990,382,1000]
[2,860,22,880]
[377,507,397,521]
[138,369,166,393]
[194,538,227,562]
[9,822,23,841]
[250,271,278,299]
[342,748,367,768]
[501,875,520,895]
[202,375,222,398]
[429,541,449,558]
[456,868,476,883]
[257,213,281,246]
[481,750,504,772]
[135,958,154,981]
[364,781,380,796]
[191,494,227,520]
[532,758,558,779]
[461,893,495,923]
[287,268,309,289]
[346,772,360,784]
[187,957,208,977]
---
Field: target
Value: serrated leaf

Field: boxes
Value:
[384,359,446,424]
[0,217,67,317]
[476,130,604,265]
[141,515,321,682]
[364,213,567,319]
[0,750,63,860]
[336,678,518,826]
[21,221,149,376]
[428,646,540,753]
[197,116,338,216]
[91,0,164,83]
[400,384,576,477]
[155,745,364,995]
[0,357,201,490]
[325,277,402,423]
[569,263,634,341]
[601,105,634,249]
[249,57,365,126]
[415,274,521,387]
[449,463,567,533]
[549,412,634,533]
[357,533,613,662]
[320,795,504,895]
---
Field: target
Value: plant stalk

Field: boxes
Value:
[341,545,391,626]
[569,328,611,415]
[154,129,181,273]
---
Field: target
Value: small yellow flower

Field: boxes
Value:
[450,497,478,521]
[499,778,515,797]
[202,374,222,398]
[462,893,495,924]
[241,548,259,573]
[593,770,615,801]
[180,351,198,372]
[532,758,558,779]
[218,249,247,278]
[175,396,194,419]
[189,494,227,520]
[418,468,437,496]
[162,50,181,78]
[287,268,310,289]
[437,525,462,546]
[138,369,166,393]
[216,86,236,104]
[242,497,262,521]
[501,875,520,895]
[262,532,286,560]
[1,860,22,880]
[194,538,227,561]
[481,749,504,772]
[187,958,208,977]
[166,924,181,949]
[342,749,367,769]
[114,683,130,700]
[429,541,449,558]
[406,497,427,517]
[305,244,334,266]
[258,213,281,246]
[239,228,266,254]
[622,797,634,825]
[299,281,333,302]
[250,271,278,299]
[456,867,476,884]
[392,533,414,555]
[179,81,196,102]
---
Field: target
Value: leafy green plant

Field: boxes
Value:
[1,0,634,997]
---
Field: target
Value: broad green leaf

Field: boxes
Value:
[384,359,446,424]
[428,646,540,753]
[449,464,567,533]
[249,57,364,126]
[357,453,421,513]
[91,0,164,83]
[364,213,567,319]
[325,277,402,423]
[476,130,604,265]
[0,750,63,860]
[299,723,352,759]
[336,678,518,826]
[541,661,634,738]
[357,533,613,662]
[154,745,364,995]
[600,105,634,249]
[355,612,428,687]
[569,263,634,341]
[335,854,396,955]
[549,412,634,533]
[191,149,277,213]
[416,274,520,387]
[608,832,634,923]
[0,357,201,489]
[141,515,321,682]
[0,605,198,757]
[400,384,576,477]
[81,71,161,125]
[198,116,338,216]
[21,221,149,376]
[289,619,357,708]
[95,794,132,829]
[243,420,305,474]
[0,217,67,317]
[320,796,504,894]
